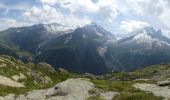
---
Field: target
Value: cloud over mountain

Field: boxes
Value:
[0,0,170,35]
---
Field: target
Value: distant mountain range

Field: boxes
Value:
[0,23,170,74]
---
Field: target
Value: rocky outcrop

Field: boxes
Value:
[133,83,170,100]
[157,80,170,87]
[11,73,26,82]
[0,75,25,87]
[0,78,94,100]
[57,68,69,74]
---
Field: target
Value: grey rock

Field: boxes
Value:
[57,68,69,74]
[1,78,94,100]
[100,91,119,100]
[157,80,170,86]
[133,83,170,100]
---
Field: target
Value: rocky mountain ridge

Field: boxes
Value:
[0,23,170,74]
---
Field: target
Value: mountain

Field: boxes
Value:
[108,27,170,71]
[0,23,118,74]
[35,23,118,74]
[0,23,76,54]
[1,23,170,74]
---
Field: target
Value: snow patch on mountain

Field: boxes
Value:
[125,30,170,47]
[133,31,153,44]
[43,23,77,34]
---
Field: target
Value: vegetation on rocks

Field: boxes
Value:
[0,55,79,96]
[0,55,170,100]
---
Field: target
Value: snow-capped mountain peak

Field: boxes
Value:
[43,23,77,34]
[83,23,115,39]
[133,30,153,44]
[122,27,170,47]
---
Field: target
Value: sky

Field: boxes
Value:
[0,0,170,35]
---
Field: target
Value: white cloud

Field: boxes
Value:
[1,0,170,34]
[22,5,91,26]
[121,20,150,32]
[157,1,170,29]
[39,0,118,22]
[159,9,170,28]
[96,0,118,22]
[162,30,170,39]
[0,18,31,31]
[120,0,170,29]
[0,19,17,30]
[40,0,58,5]
[39,0,98,13]
[125,0,165,16]
[0,1,32,11]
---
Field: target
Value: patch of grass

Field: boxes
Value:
[88,88,98,94]
[91,79,136,92]
[0,55,82,96]
[131,63,170,79]
[91,79,163,100]
[0,72,79,96]
[114,92,163,100]
[88,94,104,100]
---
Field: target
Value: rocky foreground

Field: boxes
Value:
[1,78,170,100]
[0,55,170,100]
[0,78,119,100]
[0,78,94,100]
[133,83,170,100]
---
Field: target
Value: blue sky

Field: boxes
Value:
[0,0,170,35]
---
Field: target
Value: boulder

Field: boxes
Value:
[46,78,94,100]
[0,75,25,87]
[57,68,69,74]
[2,78,95,100]
[11,73,26,82]
[157,80,170,86]
[133,83,170,100]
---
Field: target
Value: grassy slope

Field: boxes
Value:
[0,55,79,96]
